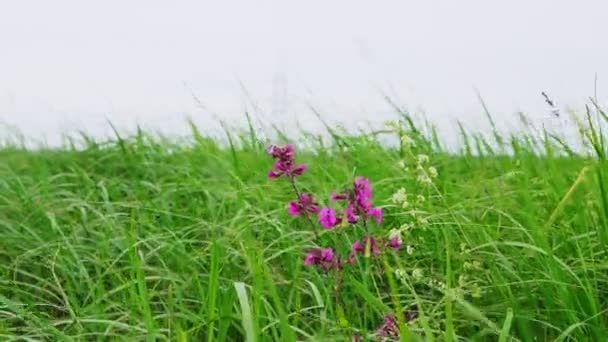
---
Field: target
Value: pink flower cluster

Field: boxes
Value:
[348,235,402,263]
[375,311,419,339]
[319,176,383,229]
[266,144,402,271]
[267,143,416,338]
[267,144,307,178]
[303,247,342,270]
[288,193,320,216]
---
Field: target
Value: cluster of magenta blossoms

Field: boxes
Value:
[267,144,307,178]
[266,143,403,268]
[319,177,383,229]
[267,143,414,337]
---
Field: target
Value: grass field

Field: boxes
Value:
[1,106,608,341]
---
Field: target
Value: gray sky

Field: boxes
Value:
[1,1,607,144]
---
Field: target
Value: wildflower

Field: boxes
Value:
[399,223,412,231]
[464,260,482,271]
[331,176,383,224]
[375,311,419,339]
[352,236,381,257]
[428,166,438,178]
[429,279,446,291]
[400,134,414,147]
[384,120,399,130]
[369,207,383,224]
[268,160,307,178]
[330,192,348,201]
[460,243,469,253]
[318,207,341,229]
[406,245,414,255]
[353,177,383,223]
[387,236,402,250]
[405,310,419,322]
[345,203,357,223]
[387,229,402,250]
[267,144,294,160]
[416,216,429,225]
[266,144,307,178]
[411,268,423,280]
[416,194,425,203]
[303,247,338,270]
[394,268,407,280]
[416,154,429,164]
[458,274,467,287]
[391,188,408,204]
[353,177,372,204]
[288,193,321,216]
[416,174,432,185]
[376,314,399,339]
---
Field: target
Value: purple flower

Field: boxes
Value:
[369,207,382,224]
[288,193,321,216]
[376,314,399,339]
[330,176,383,225]
[351,236,381,256]
[318,207,341,229]
[266,144,307,178]
[405,310,419,322]
[268,160,307,179]
[345,203,357,223]
[386,236,402,250]
[354,176,372,204]
[304,247,338,270]
[375,311,419,339]
[267,144,294,160]
[330,192,348,201]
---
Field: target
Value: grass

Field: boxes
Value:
[1,104,608,341]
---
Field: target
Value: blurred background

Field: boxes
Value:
[0,0,606,146]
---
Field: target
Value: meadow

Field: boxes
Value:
[1,106,608,341]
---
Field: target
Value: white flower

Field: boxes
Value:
[416,154,430,164]
[400,223,412,231]
[458,274,467,287]
[400,134,414,147]
[417,216,429,225]
[464,260,482,271]
[428,166,438,178]
[411,268,424,280]
[389,228,401,240]
[416,194,425,203]
[385,120,399,130]
[394,268,407,280]
[391,188,408,204]
[397,159,407,169]
[416,174,432,185]
[406,245,415,255]
[460,243,469,253]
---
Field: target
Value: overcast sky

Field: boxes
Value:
[1,1,607,144]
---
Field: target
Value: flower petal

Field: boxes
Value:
[330,192,348,201]
[369,207,383,224]
[291,163,307,176]
[345,203,357,223]
[318,207,338,229]
[288,201,301,216]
